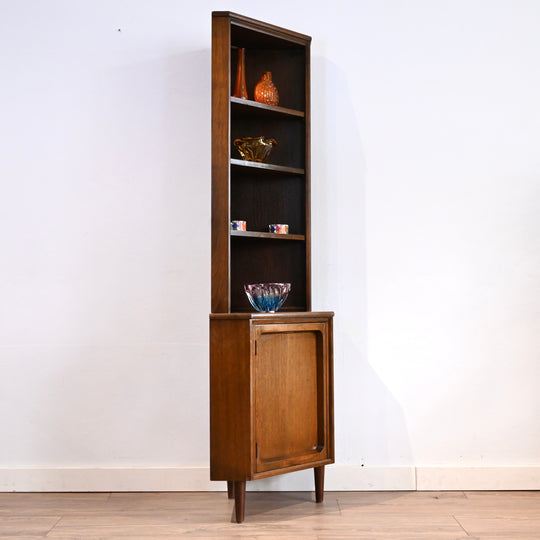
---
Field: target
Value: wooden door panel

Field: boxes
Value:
[254,323,328,473]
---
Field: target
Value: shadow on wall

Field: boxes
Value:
[258,56,413,493]
[313,55,413,472]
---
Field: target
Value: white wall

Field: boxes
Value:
[1,0,539,491]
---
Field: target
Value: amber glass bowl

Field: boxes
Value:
[234,136,277,163]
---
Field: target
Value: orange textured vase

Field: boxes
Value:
[254,71,279,106]
[232,48,248,99]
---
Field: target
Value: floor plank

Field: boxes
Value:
[0,493,110,516]
[0,515,60,536]
[454,516,540,537]
[0,491,538,538]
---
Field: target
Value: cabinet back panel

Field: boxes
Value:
[231,117,305,169]
[231,48,306,111]
[230,238,307,312]
[231,175,305,234]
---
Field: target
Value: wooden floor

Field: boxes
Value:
[0,490,539,539]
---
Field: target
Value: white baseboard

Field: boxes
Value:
[1,466,538,492]
[416,466,540,491]
[251,466,416,492]
[0,467,215,493]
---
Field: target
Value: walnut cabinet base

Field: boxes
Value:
[225,466,325,523]
[210,312,334,523]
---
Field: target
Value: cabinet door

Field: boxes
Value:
[253,322,329,474]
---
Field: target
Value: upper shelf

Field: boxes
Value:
[231,230,305,241]
[231,97,304,118]
[231,158,304,176]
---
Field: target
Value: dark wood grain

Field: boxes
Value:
[304,39,312,311]
[314,466,325,503]
[211,16,232,313]
[327,316,335,460]
[209,318,252,480]
[230,173,306,234]
[239,48,307,113]
[233,481,246,523]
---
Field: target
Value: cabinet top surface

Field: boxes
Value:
[210,311,334,321]
[212,11,312,44]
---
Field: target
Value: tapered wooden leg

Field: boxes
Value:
[314,466,325,503]
[233,480,246,523]
[227,481,234,499]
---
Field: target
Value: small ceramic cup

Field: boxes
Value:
[231,220,247,231]
[269,224,289,234]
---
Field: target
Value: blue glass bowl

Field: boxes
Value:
[244,283,291,313]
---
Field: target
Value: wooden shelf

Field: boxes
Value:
[231,158,304,176]
[231,97,304,118]
[231,230,305,241]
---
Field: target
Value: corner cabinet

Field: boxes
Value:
[210,12,334,523]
